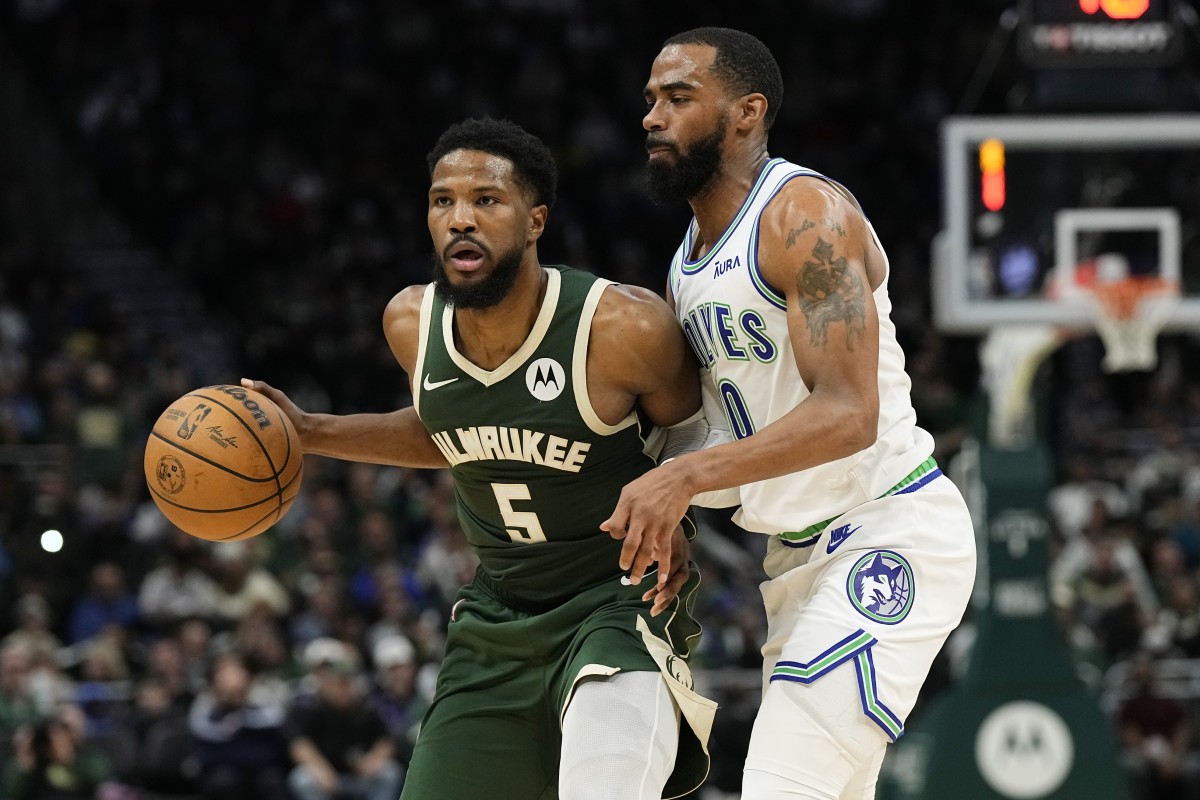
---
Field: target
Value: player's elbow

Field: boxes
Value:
[835,392,878,455]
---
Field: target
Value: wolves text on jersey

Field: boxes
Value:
[429,425,591,473]
[680,301,778,369]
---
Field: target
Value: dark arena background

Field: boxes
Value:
[1,1,1200,798]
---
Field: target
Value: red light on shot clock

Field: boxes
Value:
[979,138,1006,212]
[1080,0,1151,19]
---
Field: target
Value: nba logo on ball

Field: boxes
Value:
[526,358,565,401]
[847,550,914,624]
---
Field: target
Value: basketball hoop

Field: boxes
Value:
[1084,277,1178,373]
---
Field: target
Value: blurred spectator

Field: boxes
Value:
[0,646,36,751]
[1052,518,1158,644]
[348,508,404,614]
[188,653,289,800]
[71,362,131,490]
[73,634,133,743]
[1128,426,1199,513]
[1119,655,1192,800]
[234,616,296,709]
[175,618,215,698]
[368,634,426,766]
[2,594,63,664]
[210,542,290,623]
[289,577,344,652]
[144,636,194,707]
[1061,533,1154,665]
[1049,455,1131,541]
[287,643,402,800]
[414,496,478,609]
[127,676,197,796]
[1145,575,1200,659]
[138,530,219,630]
[68,561,138,645]
[1,709,115,800]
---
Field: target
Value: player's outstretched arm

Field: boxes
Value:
[239,284,450,470]
[238,380,447,469]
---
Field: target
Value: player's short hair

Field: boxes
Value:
[663,27,783,132]
[426,118,558,209]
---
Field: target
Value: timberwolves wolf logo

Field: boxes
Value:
[847,550,914,624]
[526,358,565,401]
[177,403,212,440]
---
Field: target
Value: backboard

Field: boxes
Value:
[933,115,1200,333]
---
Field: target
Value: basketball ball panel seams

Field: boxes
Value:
[148,430,277,483]
[213,498,283,541]
[146,482,281,514]
[145,386,303,541]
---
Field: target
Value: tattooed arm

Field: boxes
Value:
[605,177,880,526]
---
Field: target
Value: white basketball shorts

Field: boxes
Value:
[745,470,976,786]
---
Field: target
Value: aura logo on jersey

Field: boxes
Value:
[526,358,565,401]
[847,550,914,624]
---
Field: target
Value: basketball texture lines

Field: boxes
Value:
[143,384,303,541]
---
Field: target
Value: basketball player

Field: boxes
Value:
[243,117,715,800]
[603,29,977,799]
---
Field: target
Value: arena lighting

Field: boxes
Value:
[40,529,63,553]
[979,138,1006,212]
[1079,0,1151,19]
[1018,0,1181,68]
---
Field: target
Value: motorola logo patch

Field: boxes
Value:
[526,358,565,401]
[975,701,1074,798]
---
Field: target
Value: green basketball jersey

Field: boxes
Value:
[413,266,661,605]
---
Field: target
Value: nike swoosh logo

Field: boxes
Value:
[620,567,659,586]
[826,524,862,554]
[423,375,459,391]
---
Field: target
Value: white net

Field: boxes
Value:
[1085,278,1178,373]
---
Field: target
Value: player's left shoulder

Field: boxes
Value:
[587,283,691,395]
[760,175,868,245]
[591,282,679,344]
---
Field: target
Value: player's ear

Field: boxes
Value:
[735,93,768,133]
[527,204,548,244]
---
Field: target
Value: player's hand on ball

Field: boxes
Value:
[240,378,308,439]
[641,525,690,616]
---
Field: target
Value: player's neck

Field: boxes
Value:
[452,262,548,371]
[688,150,771,261]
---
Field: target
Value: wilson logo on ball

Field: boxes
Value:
[207,385,274,429]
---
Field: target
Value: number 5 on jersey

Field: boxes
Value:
[491,483,547,543]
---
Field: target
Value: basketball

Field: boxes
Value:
[143,384,304,542]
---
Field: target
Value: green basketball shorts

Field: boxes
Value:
[399,564,715,800]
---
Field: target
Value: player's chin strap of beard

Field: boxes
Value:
[658,409,741,510]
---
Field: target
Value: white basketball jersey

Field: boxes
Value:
[669,158,934,535]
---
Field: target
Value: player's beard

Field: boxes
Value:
[431,239,524,310]
[644,114,728,205]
